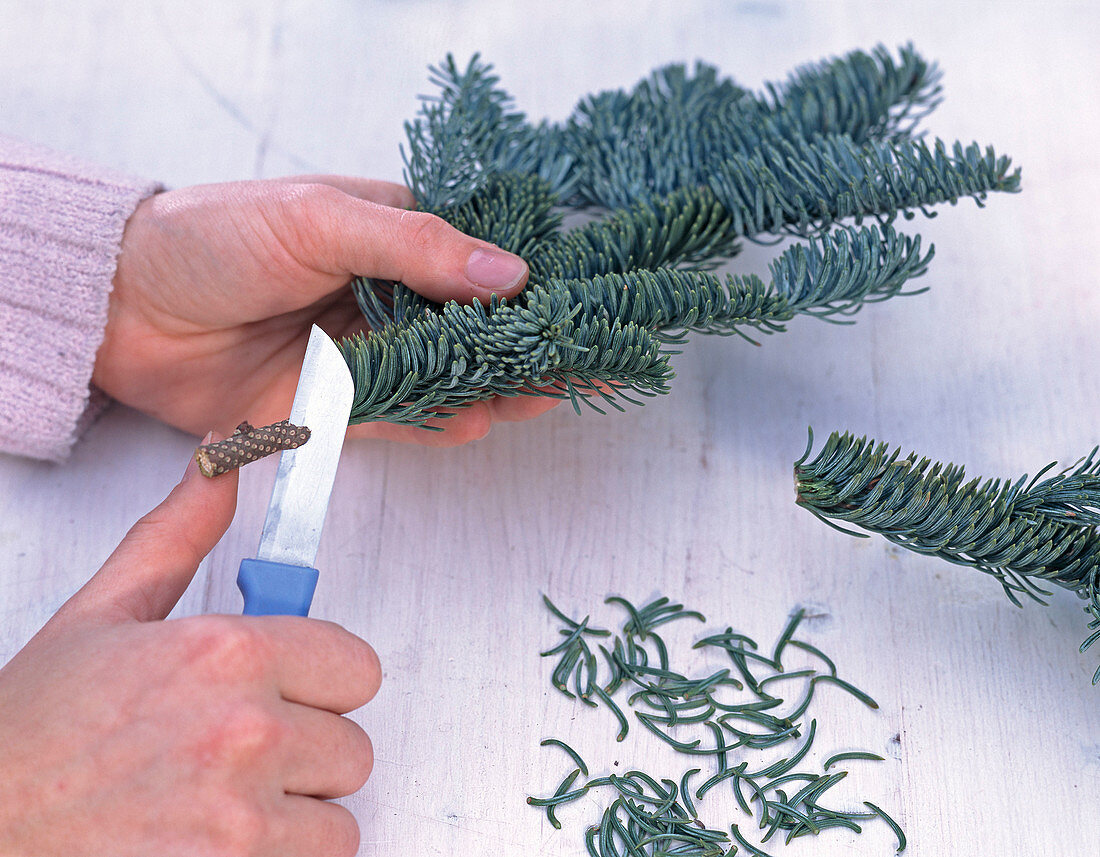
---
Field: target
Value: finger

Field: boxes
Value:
[487,392,564,423]
[251,616,382,714]
[281,174,415,209]
[346,401,493,447]
[280,704,373,799]
[344,394,564,446]
[49,434,239,628]
[296,189,529,303]
[347,402,498,446]
[271,795,360,857]
[346,420,483,447]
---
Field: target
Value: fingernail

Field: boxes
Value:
[184,431,217,481]
[465,247,527,293]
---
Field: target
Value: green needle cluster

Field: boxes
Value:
[531,595,906,855]
[795,430,1100,682]
[339,46,1018,427]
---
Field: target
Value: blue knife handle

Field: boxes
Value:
[237,558,319,616]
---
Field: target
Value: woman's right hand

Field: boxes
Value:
[0,442,381,857]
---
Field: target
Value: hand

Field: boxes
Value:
[0,443,381,857]
[93,176,559,446]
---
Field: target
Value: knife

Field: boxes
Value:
[236,325,355,616]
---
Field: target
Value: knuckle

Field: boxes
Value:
[175,616,270,681]
[228,704,286,756]
[283,180,343,213]
[207,794,268,857]
[125,511,205,568]
[401,209,453,254]
[268,182,348,266]
[197,702,286,766]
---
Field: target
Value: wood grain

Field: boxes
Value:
[1,2,1098,854]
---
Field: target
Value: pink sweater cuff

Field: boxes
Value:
[0,135,161,461]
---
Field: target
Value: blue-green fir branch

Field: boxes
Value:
[545,223,933,341]
[342,47,1017,427]
[402,54,575,211]
[442,173,565,263]
[354,195,932,344]
[339,287,674,425]
[402,46,957,220]
[563,44,942,210]
[754,42,942,143]
[528,185,745,282]
[706,135,1018,239]
[794,430,1100,681]
[354,177,747,335]
[769,222,932,318]
[346,222,931,423]
[428,174,747,283]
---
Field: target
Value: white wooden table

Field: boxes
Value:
[2,2,1098,854]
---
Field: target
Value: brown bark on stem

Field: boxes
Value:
[194,420,311,477]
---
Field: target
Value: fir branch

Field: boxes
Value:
[401,54,518,211]
[443,172,564,261]
[350,277,403,332]
[341,48,1018,429]
[351,276,439,331]
[547,268,787,344]
[772,223,933,318]
[349,179,747,331]
[753,42,942,143]
[563,44,942,210]
[401,54,574,211]
[706,135,1020,239]
[546,224,932,341]
[562,61,751,210]
[339,287,673,425]
[345,223,931,421]
[528,186,744,282]
[794,430,1100,681]
[353,204,930,345]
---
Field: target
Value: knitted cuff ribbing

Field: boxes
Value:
[0,135,160,461]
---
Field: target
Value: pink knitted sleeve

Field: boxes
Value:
[0,135,161,461]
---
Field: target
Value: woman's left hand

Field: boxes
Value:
[94,175,558,446]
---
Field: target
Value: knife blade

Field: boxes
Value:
[236,325,355,616]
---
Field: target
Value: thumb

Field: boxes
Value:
[304,189,530,304]
[50,434,239,628]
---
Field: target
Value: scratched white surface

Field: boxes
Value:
[2,2,1099,855]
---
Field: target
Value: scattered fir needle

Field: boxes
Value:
[863,801,907,853]
[731,822,776,857]
[823,751,885,770]
[540,738,590,777]
[534,593,906,855]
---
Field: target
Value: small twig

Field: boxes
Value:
[194,420,310,477]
